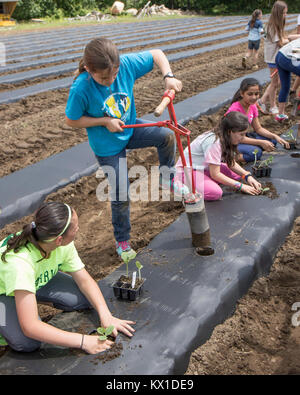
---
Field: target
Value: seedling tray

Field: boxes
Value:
[251,166,272,178]
[112,278,146,301]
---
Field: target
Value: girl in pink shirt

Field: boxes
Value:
[226,78,289,162]
[175,111,261,201]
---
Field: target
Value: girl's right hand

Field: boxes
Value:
[259,140,275,151]
[106,118,125,133]
[81,335,114,354]
[241,184,260,195]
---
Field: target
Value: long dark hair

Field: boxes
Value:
[250,9,262,28]
[74,37,120,80]
[1,202,72,262]
[231,78,261,104]
[215,112,249,167]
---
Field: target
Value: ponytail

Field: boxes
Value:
[250,9,262,28]
[74,37,120,80]
[1,202,73,263]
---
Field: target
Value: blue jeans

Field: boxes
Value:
[238,132,277,162]
[95,118,176,242]
[276,51,300,103]
[0,272,91,352]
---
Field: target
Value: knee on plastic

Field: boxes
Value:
[204,184,223,201]
[9,337,41,353]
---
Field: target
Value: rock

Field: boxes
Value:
[126,8,138,16]
[111,1,125,15]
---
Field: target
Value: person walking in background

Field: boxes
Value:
[242,9,264,70]
[257,1,289,116]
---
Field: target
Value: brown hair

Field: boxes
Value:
[250,9,262,28]
[215,112,249,167]
[74,37,120,79]
[1,202,72,262]
[266,1,287,44]
[231,77,261,104]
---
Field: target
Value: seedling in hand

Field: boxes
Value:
[97,325,114,341]
[260,187,270,194]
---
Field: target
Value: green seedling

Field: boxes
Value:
[252,149,259,168]
[286,129,296,142]
[260,187,270,193]
[135,260,143,281]
[97,325,114,341]
[258,155,273,168]
[121,250,137,278]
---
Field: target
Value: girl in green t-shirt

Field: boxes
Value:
[0,202,135,354]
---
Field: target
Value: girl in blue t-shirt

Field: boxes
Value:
[65,38,183,259]
[242,9,264,70]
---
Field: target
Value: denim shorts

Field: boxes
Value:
[248,39,260,50]
[267,62,277,68]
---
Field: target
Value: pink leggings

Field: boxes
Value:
[175,163,241,201]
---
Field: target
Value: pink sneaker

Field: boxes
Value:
[275,114,289,122]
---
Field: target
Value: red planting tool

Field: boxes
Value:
[122,89,198,203]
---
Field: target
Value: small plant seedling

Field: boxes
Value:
[252,149,259,168]
[260,187,270,194]
[135,260,143,281]
[258,155,273,168]
[97,325,114,341]
[121,250,137,278]
[286,129,296,143]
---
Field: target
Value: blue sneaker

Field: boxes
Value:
[160,176,189,197]
[116,241,136,261]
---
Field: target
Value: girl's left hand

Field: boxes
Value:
[101,316,136,338]
[276,136,290,149]
[247,176,261,191]
[164,77,182,93]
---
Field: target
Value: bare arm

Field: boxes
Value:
[14,290,113,353]
[65,115,124,132]
[71,269,135,338]
[149,49,182,92]
[209,164,260,195]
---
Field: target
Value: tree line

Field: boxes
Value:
[13,0,300,21]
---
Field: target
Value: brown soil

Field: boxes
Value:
[0,19,299,372]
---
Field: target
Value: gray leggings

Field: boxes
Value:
[0,272,91,352]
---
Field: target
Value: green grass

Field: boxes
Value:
[0,14,199,35]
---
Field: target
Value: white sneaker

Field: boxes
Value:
[270,106,279,115]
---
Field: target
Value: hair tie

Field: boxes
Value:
[44,204,72,243]
[31,221,36,229]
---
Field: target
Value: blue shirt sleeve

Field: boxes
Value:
[65,85,87,121]
[121,51,153,81]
